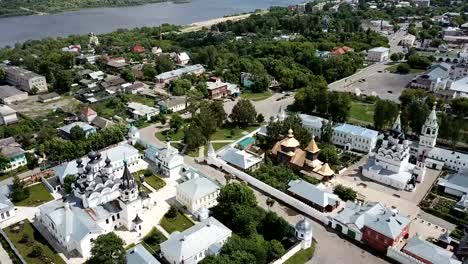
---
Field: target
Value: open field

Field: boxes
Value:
[13,183,54,207]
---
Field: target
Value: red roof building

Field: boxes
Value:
[331,46,354,56]
[132,45,145,54]
[80,106,97,123]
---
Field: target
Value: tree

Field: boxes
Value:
[169,113,184,132]
[229,99,257,127]
[165,206,178,218]
[120,69,135,82]
[328,91,351,122]
[318,144,339,166]
[183,123,206,151]
[10,176,30,203]
[54,70,72,93]
[374,99,399,130]
[333,184,357,202]
[25,152,38,170]
[69,125,86,141]
[256,113,265,124]
[142,64,156,80]
[63,175,76,194]
[396,63,410,74]
[0,68,5,82]
[0,155,10,171]
[155,55,175,74]
[29,245,43,258]
[195,82,208,98]
[171,79,191,96]
[407,54,431,69]
[390,53,403,62]
[404,100,429,134]
[452,97,468,118]
[89,233,126,264]
[320,119,333,144]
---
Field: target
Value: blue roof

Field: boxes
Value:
[334,123,378,139]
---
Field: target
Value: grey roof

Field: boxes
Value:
[298,114,325,129]
[177,177,220,201]
[334,123,379,139]
[0,85,27,99]
[157,96,186,108]
[4,66,43,79]
[403,234,461,264]
[59,122,96,134]
[39,200,103,242]
[369,47,390,53]
[38,92,60,100]
[128,102,158,116]
[288,180,340,207]
[0,137,24,158]
[423,64,451,80]
[53,144,139,181]
[221,148,262,170]
[438,173,468,195]
[126,244,160,264]
[160,217,231,261]
[91,116,115,129]
[334,201,411,239]
[0,105,17,116]
[156,64,205,81]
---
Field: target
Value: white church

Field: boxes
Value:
[362,112,426,191]
[37,151,154,259]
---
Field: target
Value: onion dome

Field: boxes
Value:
[88,151,97,160]
[85,164,92,172]
[281,129,300,148]
[296,217,312,233]
[76,158,83,167]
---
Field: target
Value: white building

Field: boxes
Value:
[298,114,325,138]
[362,114,426,190]
[221,147,263,171]
[0,105,18,125]
[151,47,163,55]
[128,102,159,121]
[3,66,47,93]
[438,173,468,197]
[176,176,220,217]
[401,34,416,47]
[298,114,379,153]
[38,154,153,258]
[0,137,27,172]
[367,47,390,62]
[333,123,379,153]
[157,96,187,113]
[156,64,205,84]
[295,217,313,249]
[0,85,28,104]
[144,142,184,178]
[160,217,231,264]
[176,52,190,65]
[0,185,15,223]
[53,143,146,183]
[445,77,468,98]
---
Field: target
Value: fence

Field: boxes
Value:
[271,242,302,264]
[0,229,27,264]
[208,157,329,225]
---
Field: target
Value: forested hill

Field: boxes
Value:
[0,0,172,17]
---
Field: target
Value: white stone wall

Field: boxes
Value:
[271,242,302,264]
[209,157,329,224]
[387,246,425,264]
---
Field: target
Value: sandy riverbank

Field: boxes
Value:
[181,11,265,32]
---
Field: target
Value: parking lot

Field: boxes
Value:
[332,71,415,102]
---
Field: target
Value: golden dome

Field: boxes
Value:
[317,163,335,176]
[281,128,300,148]
[305,135,320,153]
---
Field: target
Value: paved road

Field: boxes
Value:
[224,93,294,121]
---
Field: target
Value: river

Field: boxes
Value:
[0,0,302,47]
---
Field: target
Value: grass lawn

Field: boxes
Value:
[134,170,167,190]
[211,125,259,141]
[385,64,426,74]
[349,101,375,125]
[284,242,316,264]
[14,183,54,207]
[4,220,66,264]
[128,94,156,107]
[142,227,167,253]
[155,129,185,142]
[132,173,153,194]
[160,210,194,234]
[241,90,272,101]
